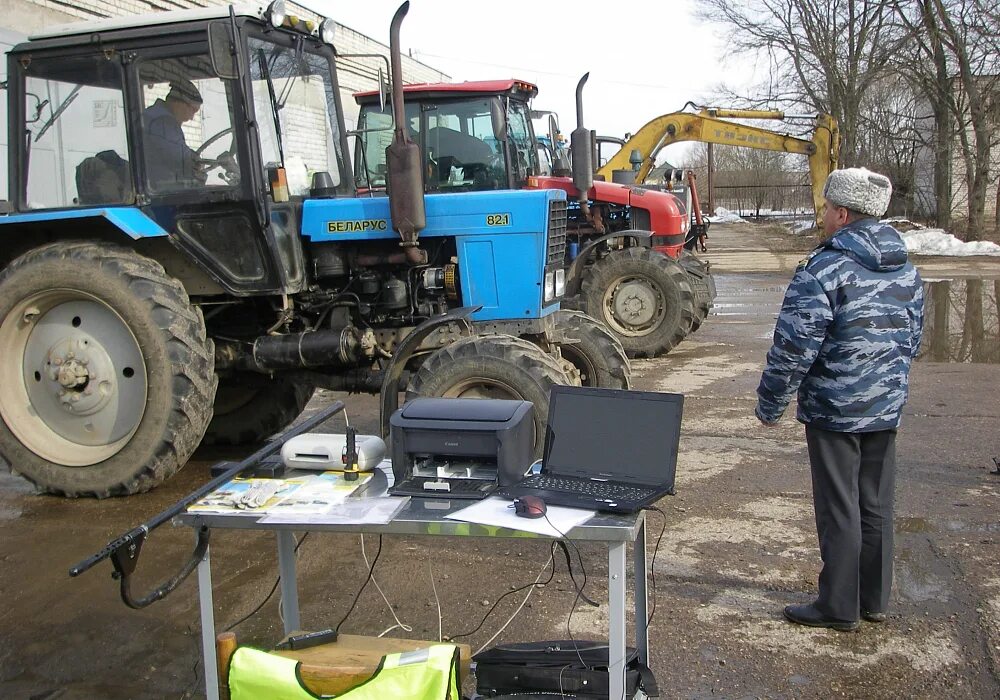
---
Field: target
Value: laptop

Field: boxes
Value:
[497,385,683,514]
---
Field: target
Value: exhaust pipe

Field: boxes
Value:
[386,1,427,265]
[570,72,598,227]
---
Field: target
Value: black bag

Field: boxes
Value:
[473,639,658,698]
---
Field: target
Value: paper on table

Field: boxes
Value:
[446,496,595,537]
[258,496,410,525]
[188,472,370,515]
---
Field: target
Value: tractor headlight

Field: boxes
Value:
[266,0,287,28]
[319,18,336,44]
[544,271,555,302]
[554,269,565,297]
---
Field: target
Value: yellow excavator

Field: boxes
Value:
[596,109,840,227]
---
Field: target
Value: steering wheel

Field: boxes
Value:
[193,127,239,184]
[194,127,233,158]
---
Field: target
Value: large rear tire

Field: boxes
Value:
[552,309,631,389]
[406,335,573,457]
[203,375,315,446]
[0,242,217,497]
[580,247,695,358]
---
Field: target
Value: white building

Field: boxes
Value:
[0,0,450,198]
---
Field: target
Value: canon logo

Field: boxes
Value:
[444,441,459,447]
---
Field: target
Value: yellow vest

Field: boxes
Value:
[228,643,460,700]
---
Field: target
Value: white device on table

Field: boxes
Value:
[280,433,386,471]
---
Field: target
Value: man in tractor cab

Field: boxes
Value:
[142,79,207,189]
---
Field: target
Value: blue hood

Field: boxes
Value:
[825,218,908,272]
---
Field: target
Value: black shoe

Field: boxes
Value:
[783,604,859,631]
[862,610,886,623]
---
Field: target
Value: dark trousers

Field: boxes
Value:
[805,425,897,622]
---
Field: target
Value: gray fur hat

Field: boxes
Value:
[822,167,892,217]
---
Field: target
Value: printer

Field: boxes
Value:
[389,398,534,499]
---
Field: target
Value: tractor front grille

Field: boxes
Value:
[546,198,568,267]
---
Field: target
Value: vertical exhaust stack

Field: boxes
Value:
[386,1,427,265]
[569,73,597,226]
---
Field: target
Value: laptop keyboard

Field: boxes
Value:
[519,475,656,501]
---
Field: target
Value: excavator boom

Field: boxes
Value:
[598,110,840,227]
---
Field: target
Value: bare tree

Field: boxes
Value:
[698,0,909,164]
[894,0,1000,238]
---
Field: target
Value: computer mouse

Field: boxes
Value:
[513,495,547,519]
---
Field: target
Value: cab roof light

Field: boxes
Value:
[319,17,336,44]
[266,0,287,28]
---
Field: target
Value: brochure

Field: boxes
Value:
[188,472,371,515]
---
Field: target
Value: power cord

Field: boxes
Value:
[224,532,310,632]
[473,547,556,655]
[334,534,383,634]
[641,505,668,626]
[540,512,590,672]
[429,561,442,643]
[357,534,413,637]
[447,541,560,641]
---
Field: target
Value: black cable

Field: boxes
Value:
[557,541,599,608]
[224,533,310,632]
[447,542,559,641]
[334,534,383,634]
[642,506,668,626]
[541,512,590,672]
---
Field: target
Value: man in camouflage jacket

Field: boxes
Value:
[756,167,924,631]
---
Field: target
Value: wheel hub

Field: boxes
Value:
[43,337,115,416]
[612,280,658,327]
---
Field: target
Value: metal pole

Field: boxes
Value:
[707,142,715,214]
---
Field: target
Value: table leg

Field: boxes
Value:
[277,530,300,634]
[633,517,649,662]
[197,545,220,700]
[609,541,627,700]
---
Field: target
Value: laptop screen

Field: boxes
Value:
[542,386,683,487]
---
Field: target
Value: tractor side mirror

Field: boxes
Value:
[208,21,238,80]
[490,99,507,143]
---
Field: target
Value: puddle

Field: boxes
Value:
[895,558,951,602]
[917,279,999,363]
[897,517,936,533]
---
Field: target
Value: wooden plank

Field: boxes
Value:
[272,633,471,696]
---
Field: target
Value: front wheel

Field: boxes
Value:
[0,242,217,496]
[580,247,695,358]
[406,335,574,457]
[552,309,631,389]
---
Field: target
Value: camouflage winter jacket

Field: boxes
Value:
[756,218,924,432]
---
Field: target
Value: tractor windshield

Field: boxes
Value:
[248,37,349,197]
[356,94,541,193]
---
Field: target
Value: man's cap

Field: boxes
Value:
[823,167,892,218]
[167,79,203,106]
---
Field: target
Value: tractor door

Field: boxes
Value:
[128,41,289,294]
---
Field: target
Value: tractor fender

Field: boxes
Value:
[378,305,481,438]
[564,229,652,298]
[0,207,168,269]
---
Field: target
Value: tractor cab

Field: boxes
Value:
[354,79,541,193]
[5,2,352,295]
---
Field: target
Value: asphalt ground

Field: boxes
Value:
[1,221,998,699]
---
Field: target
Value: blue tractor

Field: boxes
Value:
[0,2,627,497]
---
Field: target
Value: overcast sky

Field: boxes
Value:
[306,0,756,162]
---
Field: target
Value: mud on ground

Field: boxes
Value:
[1,222,998,699]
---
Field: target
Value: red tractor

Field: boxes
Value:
[354,75,715,358]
